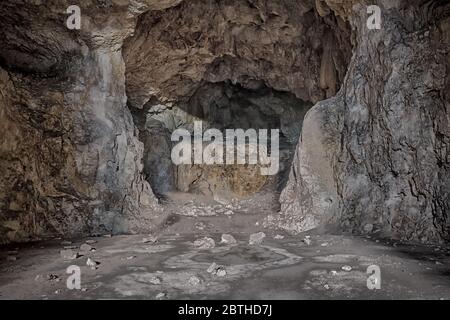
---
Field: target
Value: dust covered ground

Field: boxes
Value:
[1,225,449,300]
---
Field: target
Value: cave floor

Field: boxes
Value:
[1,231,449,300]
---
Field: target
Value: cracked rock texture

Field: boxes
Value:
[0,0,448,244]
[123,0,352,106]
[0,1,163,243]
[274,0,450,242]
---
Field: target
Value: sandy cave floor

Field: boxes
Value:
[1,216,450,300]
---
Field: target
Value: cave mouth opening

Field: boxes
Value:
[132,80,313,211]
[122,0,353,219]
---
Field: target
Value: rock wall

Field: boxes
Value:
[275,0,450,242]
[138,83,312,200]
[123,0,352,107]
[1,0,447,244]
[0,1,164,243]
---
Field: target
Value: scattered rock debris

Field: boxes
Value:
[221,234,237,245]
[303,236,312,246]
[193,237,215,249]
[188,275,202,286]
[86,258,99,269]
[80,244,93,252]
[207,262,227,277]
[194,222,206,231]
[149,276,162,285]
[249,232,266,245]
[341,265,352,272]
[60,249,80,260]
[142,235,158,243]
[155,292,167,300]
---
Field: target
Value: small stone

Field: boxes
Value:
[224,210,233,215]
[126,255,136,260]
[60,241,72,246]
[142,235,158,243]
[86,258,99,269]
[330,270,338,276]
[54,289,61,294]
[60,249,79,260]
[81,288,88,292]
[193,237,215,249]
[206,262,226,277]
[149,276,161,285]
[324,284,330,290]
[194,222,206,230]
[249,232,266,245]
[155,292,167,300]
[85,240,97,245]
[320,242,329,247]
[303,236,312,246]
[207,262,218,273]
[341,265,352,272]
[188,275,202,286]
[215,267,227,277]
[80,244,93,252]
[274,235,284,240]
[363,223,374,233]
[221,234,237,245]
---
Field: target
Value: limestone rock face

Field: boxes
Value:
[0,1,162,243]
[123,0,352,106]
[275,0,450,242]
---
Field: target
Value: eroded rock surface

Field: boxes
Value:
[0,0,448,245]
[276,0,450,242]
[124,0,351,107]
[0,1,163,243]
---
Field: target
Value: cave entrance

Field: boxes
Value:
[121,0,353,224]
[133,81,312,212]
